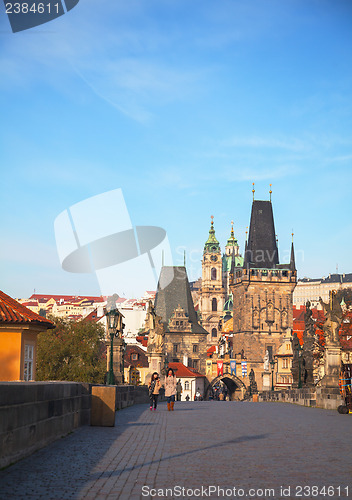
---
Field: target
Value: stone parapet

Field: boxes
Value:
[0,382,150,469]
[259,387,343,410]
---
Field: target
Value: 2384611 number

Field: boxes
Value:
[295,486,349,497]
[5,3,60,14]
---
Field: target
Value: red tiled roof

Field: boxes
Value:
[21,301,38,307]
[83,308,105,323]
[0,291,54,328]
[168,362,204,378]
[136,335,148,348]
[29,294,104,303]
[124,345,149,368]
[207,345,216,356]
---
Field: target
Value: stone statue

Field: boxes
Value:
[320,291,343,345]
[146,301,164,354]
[291,331,302,387]
[263,350,270,372]
[249,368,258,394]
[301,301,315,387]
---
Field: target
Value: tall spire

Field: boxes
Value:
[290,232,296,271]
[252,182,255,201]
[269,184,272,202]
[246,200,279,268]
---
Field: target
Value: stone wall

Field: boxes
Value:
[259,387,344,410]
[0,382,150,469]
[0,382,90,469]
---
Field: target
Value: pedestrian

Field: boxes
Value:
[165,367,177,411]
[148,372,161,411]
[176,379,182,401]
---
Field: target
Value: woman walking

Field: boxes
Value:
[148,372,161,411]
[165,367,177,411]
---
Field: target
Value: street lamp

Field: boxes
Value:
[270,358,277,391]
[105,307,121,385]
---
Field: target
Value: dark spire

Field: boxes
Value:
[290,233,296,271]
[246,200,279,268]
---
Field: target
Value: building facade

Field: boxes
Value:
[154,266,209,374]
[293,273,352,308]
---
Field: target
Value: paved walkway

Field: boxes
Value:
[0,401,351,500]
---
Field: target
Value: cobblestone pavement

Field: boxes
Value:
[0,401,351,500]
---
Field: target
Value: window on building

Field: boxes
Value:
[282,358,288,369]
[211,328,217,338]
[211,267,217,280]
[173,343,179,354]
[185,381,189,390]
[23,344,34,381]
[131,353,138,361]
[193,359,199,371]
[212,298,217,311]
[193,344,198,353]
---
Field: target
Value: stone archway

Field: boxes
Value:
[206,373,247,401]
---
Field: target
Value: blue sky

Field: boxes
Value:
[1,0,352,298]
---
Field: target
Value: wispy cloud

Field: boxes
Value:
[0,2,211,122]
[220,135,307,151]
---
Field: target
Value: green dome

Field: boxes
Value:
[204,217,220,252]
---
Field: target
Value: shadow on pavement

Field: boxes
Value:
[89,432,270,480]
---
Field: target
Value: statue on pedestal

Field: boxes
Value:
[291,331,303,388]
[249,368,258,394]
[302,301,315,387]
[320,292,343,345]
[145,301,164,354]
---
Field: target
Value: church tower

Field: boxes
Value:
[200,216,226,344]
[222,221,243,296]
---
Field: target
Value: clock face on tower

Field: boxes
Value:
[210,255,218,262]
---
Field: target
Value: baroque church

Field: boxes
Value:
[199,217,243,344]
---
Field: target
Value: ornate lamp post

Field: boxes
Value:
[270,358,277,391]
[105,307,124,385]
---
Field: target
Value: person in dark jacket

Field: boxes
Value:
[148,372,161,411]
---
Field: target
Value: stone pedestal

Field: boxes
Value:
[91,386,116,427]
[262,371,271,391]
[323,343,341,388]
[147,352,165,384]
[106,337,125,384]
[113,338,125,384]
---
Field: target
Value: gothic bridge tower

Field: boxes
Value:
[230,189,297,389]
[200,216,226,344]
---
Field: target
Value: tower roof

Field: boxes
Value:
[226,221,238,247]
[290,239,296,272]
[154,266,208,334]
[244,200,279,268]
[204,216,220,252]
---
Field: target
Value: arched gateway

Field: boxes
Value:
[206,373,247,401]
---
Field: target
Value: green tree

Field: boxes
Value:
[36,317,107,383]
